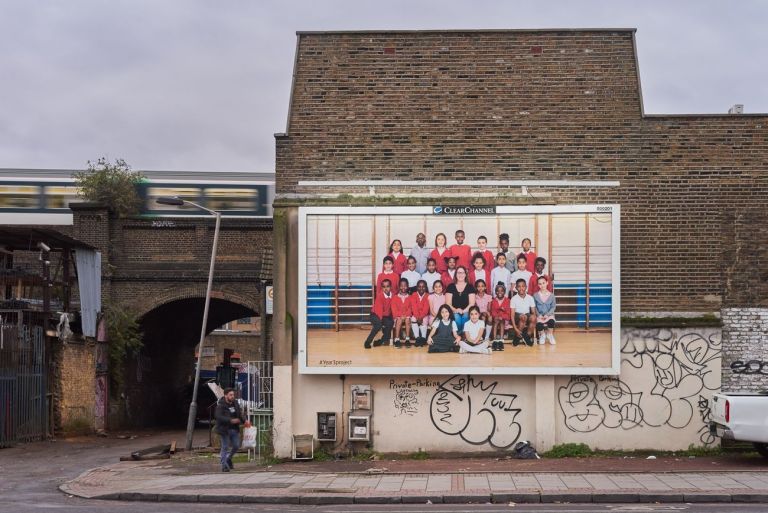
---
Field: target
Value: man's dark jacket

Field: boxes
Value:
[214,397,245,436]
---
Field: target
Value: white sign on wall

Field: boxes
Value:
[266,286,274,315]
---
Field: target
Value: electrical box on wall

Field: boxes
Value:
[351,384,372,411]
[317,412,336,442]
[292,434,314,460]
[349,415,371,441]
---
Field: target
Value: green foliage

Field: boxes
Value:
[542,443,594,458]
[73,158,145,217]
[408,450,430,460]
[105,304,143,394]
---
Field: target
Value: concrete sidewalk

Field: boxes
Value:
[61,460,768,505]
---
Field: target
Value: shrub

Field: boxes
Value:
[542,443,593,458]
[73,158,145,217]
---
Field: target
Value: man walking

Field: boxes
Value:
[214,387,245,472]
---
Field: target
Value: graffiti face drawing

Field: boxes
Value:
[558,378,605,432]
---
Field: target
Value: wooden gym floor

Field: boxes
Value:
[307,328,612,369]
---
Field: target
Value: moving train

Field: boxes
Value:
[0,168,275,225]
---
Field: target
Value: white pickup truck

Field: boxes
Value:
[710,392,768,457]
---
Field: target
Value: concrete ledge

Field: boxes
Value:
[592,493,640,503]
[119,492,158,501]
[491,492,541,503]
[541,492,592,503]
[197,494,243,503]
[300,495,355,505]
[242,495,300,504]
[442,493,492,503]
[683,493,732,503]
[401,495,444,503]
[157,493,199,502]
[354,495,402,504]
[732,494,768,503]
[638,493,685,503]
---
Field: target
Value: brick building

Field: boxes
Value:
[272,29,767,455]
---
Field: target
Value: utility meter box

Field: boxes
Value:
[317,412,337,442]
[292,434,314,460]
[349,415,371,441]
[351,384,372,411]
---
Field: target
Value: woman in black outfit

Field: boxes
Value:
[444,266,476,333]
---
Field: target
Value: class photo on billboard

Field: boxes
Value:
[298,205,620,375]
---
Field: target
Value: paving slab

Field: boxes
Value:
[59,458,768,506]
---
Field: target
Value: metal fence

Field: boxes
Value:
[0,314,46,447]
[245,360,273,460]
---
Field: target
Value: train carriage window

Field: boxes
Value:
[0,185,41,208]
[45,186,79,208]
[204,188,257,211]
[146,187,202,210]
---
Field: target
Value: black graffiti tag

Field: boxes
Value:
[730,360,768,375]
[429,375,521,449]
[559,331,721,444]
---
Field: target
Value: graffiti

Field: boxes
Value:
[430,375,521,449]
[559,330,721,443]
[730,360,768,375]
[394,388,419,416]
[696,395,716,445]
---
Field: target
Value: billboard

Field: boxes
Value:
[298,205,620,375]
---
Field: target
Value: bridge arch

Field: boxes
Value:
[122,289,260,427]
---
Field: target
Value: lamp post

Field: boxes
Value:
[156,196,221,451]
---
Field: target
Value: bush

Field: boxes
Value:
[542,443,594,458]
[105,304,143,394]
[73,158,145,217]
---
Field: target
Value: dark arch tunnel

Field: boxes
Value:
[123,297,257,428]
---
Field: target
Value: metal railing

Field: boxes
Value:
[245,360,273,460]
[0,313,46,447]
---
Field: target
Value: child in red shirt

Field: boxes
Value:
[409,280,430,347]
[430,232,450,274]
[391,278,413,348]
[528,256,554,294]
[364,279,394,349]
[490,283,510,351]
[388,239,407,275]
[476,235,495,270]
[376,256,400,293]
[441,256,458,286]
[518,238,537,274]
[449,229,472,270]
[469,252,491,287]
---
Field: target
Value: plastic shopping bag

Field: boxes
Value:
[242,421,257,449]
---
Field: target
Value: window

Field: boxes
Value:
[45,186,79,209]
[0,185,41,208]
[204,188,257,211]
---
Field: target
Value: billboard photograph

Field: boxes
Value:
[298,205,620,375]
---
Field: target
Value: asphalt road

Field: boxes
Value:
[1,431,768,513]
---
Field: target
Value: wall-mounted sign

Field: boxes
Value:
[266,286,274,315]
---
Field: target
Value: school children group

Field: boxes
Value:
[363,230,557,355]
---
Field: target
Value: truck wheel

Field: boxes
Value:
[754,443,768,458]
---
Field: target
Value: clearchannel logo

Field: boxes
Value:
[432,205,497,216]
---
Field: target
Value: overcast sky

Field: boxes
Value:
[1,0,766,173]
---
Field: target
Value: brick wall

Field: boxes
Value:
[275,30,768,313]
[721,308,768,392]
[199,331,265,371]
[58,340,96,433]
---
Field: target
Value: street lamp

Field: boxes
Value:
[156,196,221,451]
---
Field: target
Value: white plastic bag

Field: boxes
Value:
[242,422,257,449]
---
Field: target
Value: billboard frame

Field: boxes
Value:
[297,204,621,375]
